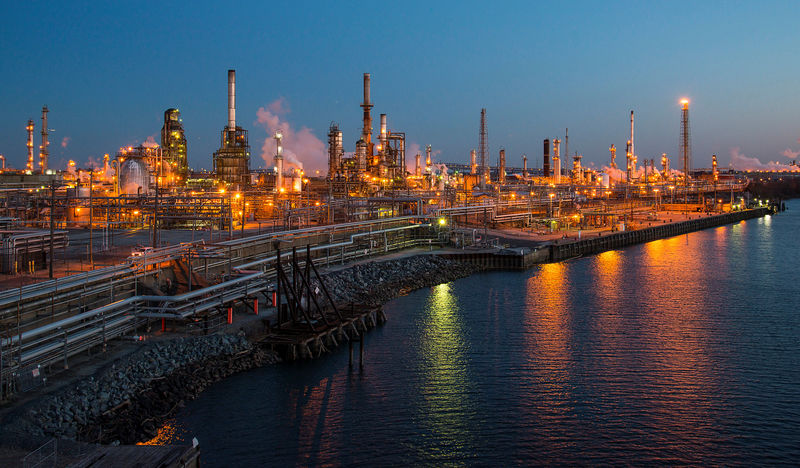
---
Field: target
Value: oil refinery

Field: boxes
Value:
[0,71,757,280]
[0,68,766,406]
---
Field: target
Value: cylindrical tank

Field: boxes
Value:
[601,173,610,188]
[119,157,150,195]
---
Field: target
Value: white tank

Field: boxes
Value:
[119,157,150,195]
[601,173,610,188]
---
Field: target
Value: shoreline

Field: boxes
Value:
[0,207,772,455]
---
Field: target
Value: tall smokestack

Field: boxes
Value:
[415,153,421,176]
[522,155,528,178]
[361,73,373,147]
[629,110,635,169]
[26,120,34,171]
[470,149,477,175]
[228,69,236,130]
[498,149,506,184]
[40,106,49,171]
[543,139,550,179]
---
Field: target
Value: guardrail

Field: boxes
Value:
[1,220,438,398]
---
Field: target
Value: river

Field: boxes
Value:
[158,202,800,465]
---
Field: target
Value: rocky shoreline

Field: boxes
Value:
[321,255,486,306]
[2,253,485,448]
[4,334,280,446]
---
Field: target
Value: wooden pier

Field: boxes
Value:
[258,303,385,362]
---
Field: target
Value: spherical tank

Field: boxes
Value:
[119,157,151,195]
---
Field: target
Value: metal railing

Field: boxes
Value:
[1,220,438,396]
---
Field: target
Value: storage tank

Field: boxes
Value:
[601,173,610,188]
[119,157,150,195]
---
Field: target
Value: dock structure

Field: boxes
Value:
[259,244,385,361]
[548,207,769,261]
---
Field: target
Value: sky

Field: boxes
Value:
[2,0,799,175]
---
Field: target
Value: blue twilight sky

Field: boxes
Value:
[1,1,799,174]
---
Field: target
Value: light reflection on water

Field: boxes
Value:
[163,205,800,466]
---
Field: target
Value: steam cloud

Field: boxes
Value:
[142,136,159,148]
[61,137,70,148]
[601,165,683,182]
[406,142,421,172]
[256,98,326,175]
[729,147,800,171]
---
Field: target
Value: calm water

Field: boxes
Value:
[160,203,800,466]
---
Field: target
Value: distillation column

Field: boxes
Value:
[553,138,561,184]
[498,149,506,184]
[26,120,34,171]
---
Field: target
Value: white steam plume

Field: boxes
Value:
[729,147,800,171]
[781,148,800,160]
[256,98,326,175]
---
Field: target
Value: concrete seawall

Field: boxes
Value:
[440,208,770,269]
[549,208,768,262]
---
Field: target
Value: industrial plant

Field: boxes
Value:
[1,68,763,406]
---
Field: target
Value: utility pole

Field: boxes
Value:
[89,172,94,269]
[49,181,55,279]
[152,173,159,248]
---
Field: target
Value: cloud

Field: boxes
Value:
[61,137,70,148]
[256,98,326,175]
[729,147,800,171]
[781,148,800,160]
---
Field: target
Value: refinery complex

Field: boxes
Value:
[0,69,751,247]
[0,68,763,403]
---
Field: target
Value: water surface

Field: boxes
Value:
[162,204,800,465]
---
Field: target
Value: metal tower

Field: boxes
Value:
[40,106,49,172]
[680,99,691,185]
[479,108,487,190]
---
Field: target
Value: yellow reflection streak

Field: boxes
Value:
[416,282,473,458]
